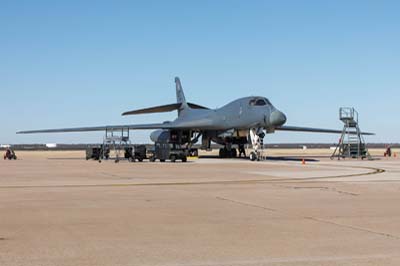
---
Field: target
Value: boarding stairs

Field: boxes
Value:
[331,107,371,160]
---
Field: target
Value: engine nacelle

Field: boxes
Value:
[150,130,170,143]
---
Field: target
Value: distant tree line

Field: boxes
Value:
[1,143,399,151]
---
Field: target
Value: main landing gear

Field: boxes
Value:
[217,128,266,161]
[219,146,237,158]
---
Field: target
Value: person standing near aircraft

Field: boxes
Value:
[238,144,246,158]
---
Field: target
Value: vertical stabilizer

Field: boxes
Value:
[175,77,189,115]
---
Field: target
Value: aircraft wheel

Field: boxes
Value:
[219,148,225,158]
[249,152,257,161]
[160,159,166,162]
[231,148,237,158]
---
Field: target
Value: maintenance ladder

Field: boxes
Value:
[331,107,371,160]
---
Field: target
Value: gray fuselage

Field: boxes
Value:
[170,96,286,131]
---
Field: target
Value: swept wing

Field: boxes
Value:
[276,125,374,135]
[17,122,178,134]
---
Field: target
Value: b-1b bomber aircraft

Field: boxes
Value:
[18,77,373,161]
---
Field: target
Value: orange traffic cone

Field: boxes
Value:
[302,159,306,165]
[394,153,397,158]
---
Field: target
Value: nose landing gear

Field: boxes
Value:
[249,128,266,161]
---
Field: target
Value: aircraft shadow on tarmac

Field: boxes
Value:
[199,155,320,162]
[47,158,85,160]
[264,156,319,162]
[46,157,197,163]
[47,155,382,162]
[45,156,318,162]
[199,155,381,162]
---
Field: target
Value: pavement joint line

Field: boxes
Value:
[279,179,400,184]
[304,216,400,240]
[216,196,400,241]
[0,166,386,190]
[160,254,395,266]
[215,197,277,212]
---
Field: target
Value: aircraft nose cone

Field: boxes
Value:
[270,110,287,126]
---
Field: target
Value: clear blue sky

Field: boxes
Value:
[1,0,399,144]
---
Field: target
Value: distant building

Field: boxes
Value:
[46,143,57,148]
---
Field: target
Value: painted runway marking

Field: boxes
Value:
[0,165,385,189]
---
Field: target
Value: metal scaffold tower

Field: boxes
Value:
[331,107,371,160]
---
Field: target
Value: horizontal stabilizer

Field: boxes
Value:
[122,103,181,116]
[122,102,209,116]
[187,102,209,110]
[276,125,374,135]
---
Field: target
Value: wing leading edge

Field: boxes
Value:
[16,122,179,134]
[17,124,374,135]
[276,125,374,135]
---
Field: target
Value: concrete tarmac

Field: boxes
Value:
[0,150,400,266]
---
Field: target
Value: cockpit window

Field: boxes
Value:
[255,99,266,106]
[249,98,270,106]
